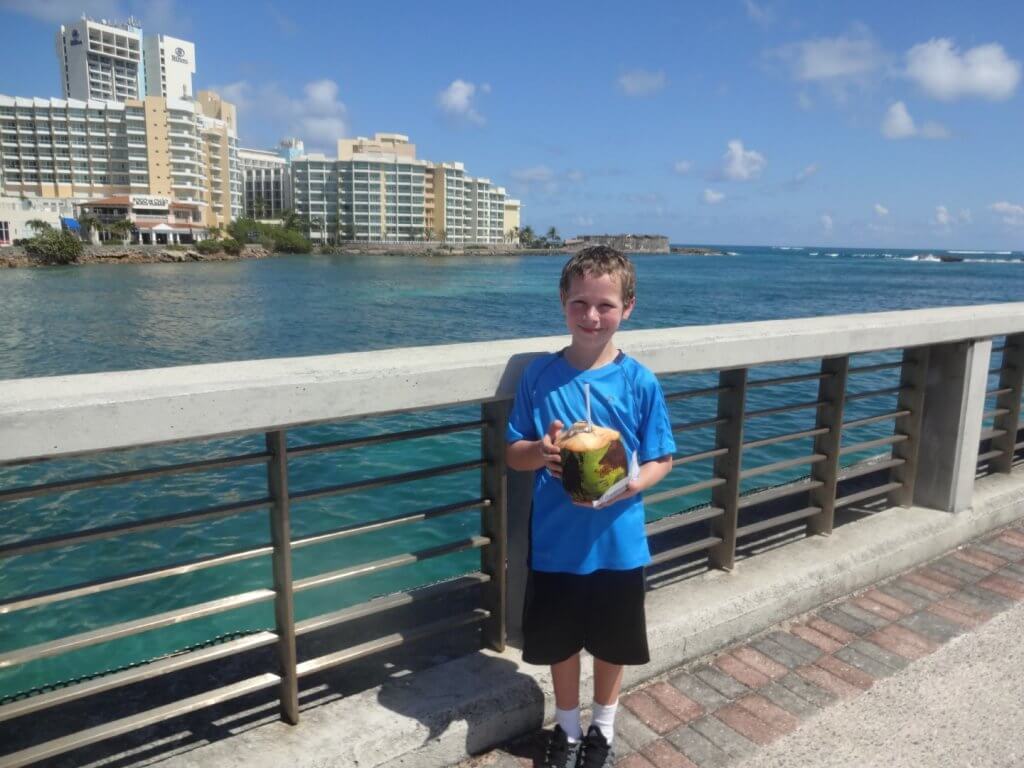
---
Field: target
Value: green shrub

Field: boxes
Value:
[270,228,311,254]
[25,230,84,265]
[221,238,242,255]
[195,239,222,255]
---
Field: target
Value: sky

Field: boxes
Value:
[0,0,1023,250]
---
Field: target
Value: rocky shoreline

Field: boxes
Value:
[0,243,272,268]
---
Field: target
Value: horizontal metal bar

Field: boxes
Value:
[287,419,486,458]
[835,481,903,509]
[842,409,911,430]
[844,386,905,402]
[837,457,905,482]
[743,426,829,451]
[747,370,831,388]
[0,631,277,723]
[0,496,271,560]
[992,345,1006,353]
[987,387,1013,397]
[295,573,490,636]
[0,543,274,615]
[740,454,826,480]
[673,447,728,467]
[0,673,281,768]
[737,506,821,538]
[293,536,490,594]
[977,449,1004,463]
[848,361,904,374]
[0,451,271,505]
[980,427,1007,441]
[645,477,726,505]
[738,480,824,510]
[672,416,728,433]
[295,608,490,678]
[745,399,828,419]
[665,385,730,401]
[0,589,275,669]
[291,498,489,552]
[840,433,909,456]
[290,459,484,504]
[984,408,1010,420]
[645,506,725,537]
[649,536,722,566]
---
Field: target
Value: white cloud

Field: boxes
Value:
[881,101,949,140]
[573,214,595,228]
[774,29,885,83]
[874,203,889,217]
[673,160,692,175]
[206,78,346,151]
[744,0,773,24]
[906,39,1021,101]
[703,188,725,204]
[935,205,952,229]
[438,79,487,124]
[991,201,1024,226]
[821,214,834,233]
[722,139,767,180]
[795,163,818,182]
[881,101,916,139]
[797,91,814,110]
[616,69,667,96]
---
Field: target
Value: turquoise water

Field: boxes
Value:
[0,245,1021,698]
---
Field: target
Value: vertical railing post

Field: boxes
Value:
[480,400,509,652]
[266,430,299,724]
[992,333,1024,474]
[808,356,849,536]
[889,346,930,507]
[709,368,747,571]
[912,339,991,513]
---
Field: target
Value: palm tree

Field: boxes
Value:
[26,219,52,235]
[280,209,302,231]
[208,225,222,240]
[546,226,560,245]
[107,219,134,245]
[520,225,536,247]
[77,214,101,245]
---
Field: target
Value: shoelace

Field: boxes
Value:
[543,731,572,768]
[578,730,610,768]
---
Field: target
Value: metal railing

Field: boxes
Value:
[2,305,1024,767]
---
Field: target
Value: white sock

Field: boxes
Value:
[555,705,583,742]
[590,700,618,744]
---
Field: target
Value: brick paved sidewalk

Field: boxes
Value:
[458,520,1024,768]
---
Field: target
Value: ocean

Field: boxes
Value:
[0,244,1021,698]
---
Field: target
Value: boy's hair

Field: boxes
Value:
[559,245,637,304]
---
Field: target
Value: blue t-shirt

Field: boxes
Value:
[506,351,676,574]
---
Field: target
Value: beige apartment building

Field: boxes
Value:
[292,132,517,244]
[0,90,240,235]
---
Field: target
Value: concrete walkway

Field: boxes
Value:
[461,521,1024,768]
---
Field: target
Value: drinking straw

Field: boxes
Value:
[584,383,592,430]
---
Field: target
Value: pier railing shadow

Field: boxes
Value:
[0,307,1022,767]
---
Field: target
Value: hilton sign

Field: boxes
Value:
[171,46,189,65]
[130,195,170,209]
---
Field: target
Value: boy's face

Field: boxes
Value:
[561,271,635,351]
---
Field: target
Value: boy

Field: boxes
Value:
[506,246,676,768]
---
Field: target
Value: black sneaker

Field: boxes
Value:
[543,725,581,768]
[577,725,612,768]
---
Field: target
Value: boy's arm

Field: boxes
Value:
[507,420,564,475]
[591,454,672,508]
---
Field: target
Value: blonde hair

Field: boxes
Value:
[559,246,636,304]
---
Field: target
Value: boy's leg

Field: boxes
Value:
[592,657,623,705]
[552,653,583,741]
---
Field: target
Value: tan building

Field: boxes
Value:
[0,92,240,232]
[504,199,521,243]
[293,132,510,244]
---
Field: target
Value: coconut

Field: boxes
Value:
[556,421,628,504]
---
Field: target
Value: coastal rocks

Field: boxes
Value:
[0,243,272,268]
[670,246,728,255]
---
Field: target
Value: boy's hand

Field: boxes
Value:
[540,420,563,478]
[590,479,643,509]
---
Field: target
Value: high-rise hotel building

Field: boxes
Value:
[238,139,302,220]
[291,133,520,244]
[56,17,144,103]
[0,90,240,229]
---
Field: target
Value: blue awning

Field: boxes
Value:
[61,217,81,232]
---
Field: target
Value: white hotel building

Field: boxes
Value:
[291,133,518,244]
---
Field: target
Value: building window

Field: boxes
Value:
[0,221,9,244]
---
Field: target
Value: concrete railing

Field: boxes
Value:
[1,303,1023,767]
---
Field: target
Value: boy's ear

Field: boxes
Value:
[623,298,636,319]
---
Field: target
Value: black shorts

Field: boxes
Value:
[521,567,649,666]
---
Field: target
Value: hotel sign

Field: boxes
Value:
[171,46,189,64]
[70,29,82,45]
[130,195,170,209]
